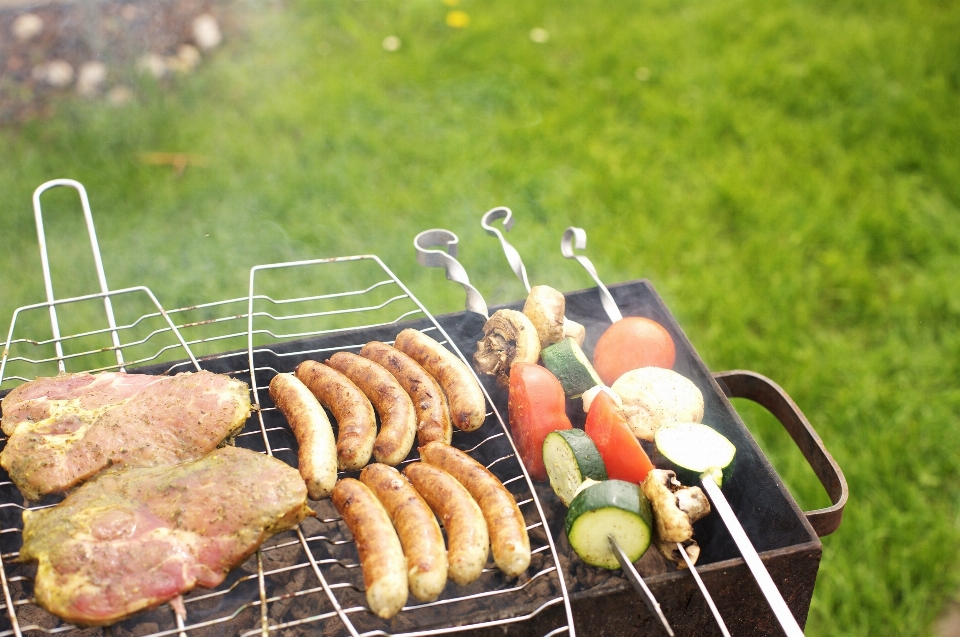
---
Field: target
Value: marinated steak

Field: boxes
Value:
[19,445,313,626]
[0,371,251,500]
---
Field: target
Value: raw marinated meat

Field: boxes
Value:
[19,445,313,626]
[0,371,251,500]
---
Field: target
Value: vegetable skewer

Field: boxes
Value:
[562,223,802,637]
[479,211,673,632]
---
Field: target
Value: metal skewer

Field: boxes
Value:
[414,228,489,318]
[480,207,531,293]
[561,227,622,323]
[678,542,732,637]
[700,473,805,637]
[610,536,674,636]
[479,209,674,634]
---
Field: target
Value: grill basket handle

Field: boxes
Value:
[712,369,848,537]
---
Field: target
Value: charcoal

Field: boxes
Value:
[129,623,159,637]
[15,602,59,630]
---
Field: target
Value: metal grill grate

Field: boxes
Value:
[0,181,575,637]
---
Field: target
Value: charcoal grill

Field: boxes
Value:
[0,181,847,637]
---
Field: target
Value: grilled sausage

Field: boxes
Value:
[360,463,448,601]
[295,360,376,471]
[360,341,453,446]
[332,478,408,619]
[326,352,417,466]
[419,442,530,577]
[393,329,486,432]
[403,462,489,586]
[268,373,337,500]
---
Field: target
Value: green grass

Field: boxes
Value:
[2,0,960,634]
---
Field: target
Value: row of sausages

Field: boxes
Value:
[268,328,488,499]
[266,328,531,619]
[333,442,532,619]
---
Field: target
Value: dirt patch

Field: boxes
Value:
[937,600,960,637]
[0,0,230,123]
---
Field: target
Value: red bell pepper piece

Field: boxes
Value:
[584,390,654,483]
[507,362,573,481]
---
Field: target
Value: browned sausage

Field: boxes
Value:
[295,359,376,471]
[332,478,408,619]
[268,373,337,500]
[360,463,448,601]
[360,341,452,446]
[326,352,417,466]
[419,442,531,577]
[393,329,486,432]
[403,462,488,586]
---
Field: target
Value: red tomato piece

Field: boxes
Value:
[507,362,573,481]
[592,316,676,386]
[584,391,654,483]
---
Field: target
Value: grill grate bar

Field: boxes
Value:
[0,625,75,637]
[351,596,569,637]
[293,524,361,637]
[248,308,425,343]
[238,609,343,637]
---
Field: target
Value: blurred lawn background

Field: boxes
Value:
[2,0,959,634]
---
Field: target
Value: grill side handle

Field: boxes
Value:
[712,370,848,537]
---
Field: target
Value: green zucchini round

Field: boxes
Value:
[540,337,603,398]
[543,429,608,506]
[654,422,737,487]
[564,480,653,569]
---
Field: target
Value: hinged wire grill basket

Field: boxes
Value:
[0,181,575,637]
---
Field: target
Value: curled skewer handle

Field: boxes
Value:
[414,229,489,318]
[678,544,732,637]
[480,206,531,293]
[561,227,623,324]
[609,535,674,636]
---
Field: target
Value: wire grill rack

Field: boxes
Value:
[0,181,575,637]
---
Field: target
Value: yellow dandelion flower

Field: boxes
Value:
[446,11,470,28]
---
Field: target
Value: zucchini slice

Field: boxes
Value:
[564,480,653,569]
[543,429,608,506]
[540,337,603,398]
[654,422,737,487]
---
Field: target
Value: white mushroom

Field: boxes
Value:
[522,285,586,349]
[655,537,700,569]
[473,309,541,389]
[610,367,703,441]
[642,469,711,569]
[523,285,565,348]
[642,469,710,543]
